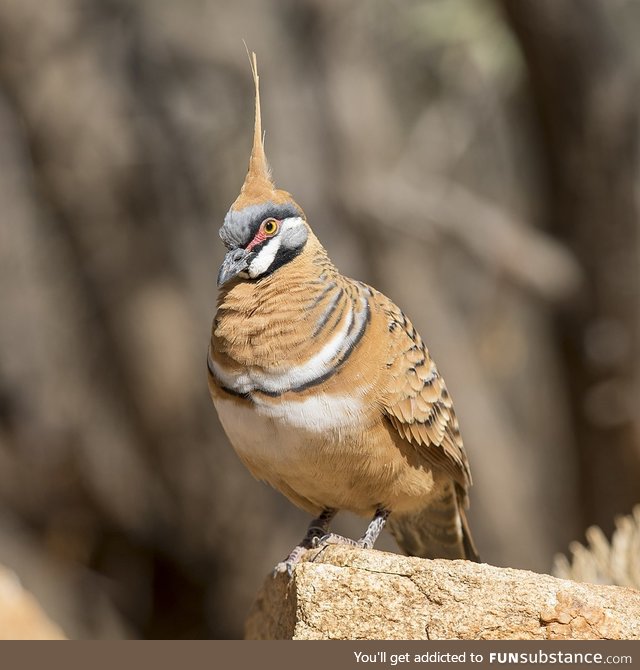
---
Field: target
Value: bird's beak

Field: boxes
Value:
[217,247,250,287]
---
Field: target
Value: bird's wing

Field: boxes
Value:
[378,294,471,491]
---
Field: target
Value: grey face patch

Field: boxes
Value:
[217,215,309,285]
[219,201,302,249]
[278,216,308,252]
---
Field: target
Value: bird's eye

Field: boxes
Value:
[262,218,279,236]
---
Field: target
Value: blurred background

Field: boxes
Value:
[0,0,638,639]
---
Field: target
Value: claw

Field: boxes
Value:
[272,543,310,578]
[274,508,387,574]
[272,561,295,578]
[315,532,358,548]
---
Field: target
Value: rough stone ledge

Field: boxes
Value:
[245,546,640,640]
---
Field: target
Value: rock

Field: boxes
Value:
[0,565,66,639]
[245,546,640,640]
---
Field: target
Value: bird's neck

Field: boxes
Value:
[213,233,365,370]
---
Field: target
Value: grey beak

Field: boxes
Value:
[217,247,250,287]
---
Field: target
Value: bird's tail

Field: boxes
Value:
[388,483,480,562]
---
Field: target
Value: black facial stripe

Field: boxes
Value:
[258,243,304,278]
[245,204,302,247]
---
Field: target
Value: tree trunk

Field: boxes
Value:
[500,0,640,533]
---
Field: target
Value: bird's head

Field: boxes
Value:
[217,52,308,288]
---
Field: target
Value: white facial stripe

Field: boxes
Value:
[248,238,281,277]
[209,293,369,395]
[246,216,305,278]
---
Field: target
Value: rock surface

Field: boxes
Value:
[245,546,640,640]
[0,565,66,639]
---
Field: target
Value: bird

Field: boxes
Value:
[207,53,479,575]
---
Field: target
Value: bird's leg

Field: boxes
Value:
[357,508,391,548]
[273,508,336,577]
[314,508,390,550]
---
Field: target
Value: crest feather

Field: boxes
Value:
[230,49,304,215]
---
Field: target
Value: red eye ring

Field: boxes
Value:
[262,218,279,236]
[245,218,280,252]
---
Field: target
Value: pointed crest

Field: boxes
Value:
[231,49,299,213]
